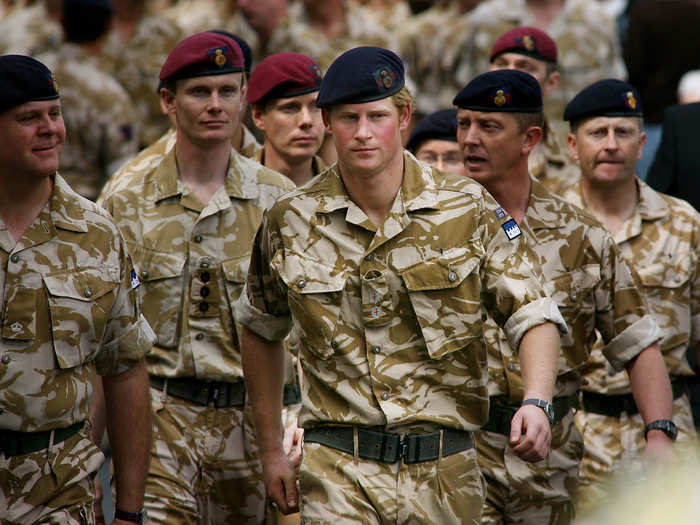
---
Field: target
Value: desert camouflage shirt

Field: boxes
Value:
[561,178,700,394]
[529,118,579,196]
[0,2,62,56]
[38,44,139,201]
[99,125,262,202]
[99,148,295,381]
[100,15,185,147]
[251,150,327,178]
[485,178,659,400]
[0,175,154,432]
[463,0,626,127]
[236,152,566,431]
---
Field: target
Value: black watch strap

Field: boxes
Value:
[521,397,555,425]
[114,508,146,524]
[644,419,678,441]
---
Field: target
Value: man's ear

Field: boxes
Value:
[542,71,560,97]
[522,126,543,155]
[251,103,266,132]
[566,133,580,162]
[160,87,176,116]
[322,108,332,134]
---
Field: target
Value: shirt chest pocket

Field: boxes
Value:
[43,267,120,369]
[400,247,483,359]
[278,252,347,361]
[135,250,186,349]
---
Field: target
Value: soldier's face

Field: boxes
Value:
[162,73,245,147]
[252,91,324,166]
[325,98,410,178]
[489,52,559,97]
[0,100,65,179]
[456,109,532,184]
[567,116,645,185]
[414,139,466,176]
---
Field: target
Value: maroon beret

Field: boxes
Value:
[247,52,322,104]
[490,26,557,64]
[159,32,244,83]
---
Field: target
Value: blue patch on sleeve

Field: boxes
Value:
[502,219,522,240]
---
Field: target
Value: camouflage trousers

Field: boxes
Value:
[575,392,698,515]
[476,410,581,525]
[144,386,265,524]
[0,423,102,524]
[298,438,485,524]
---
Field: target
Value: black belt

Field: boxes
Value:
[581,377,687,417]
[150,376,301,407]
[482,395,578,435]
[304,426,474,464]
[0,421,84,457]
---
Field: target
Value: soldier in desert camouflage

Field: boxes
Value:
[454,69,674,524]
[0,54,153,525]
[98,33,295,524]
[561,79,700,513]
[237,46,566,524]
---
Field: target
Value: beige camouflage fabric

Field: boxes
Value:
[477,178,659,524]
[300,440,485,525]
[361,0,413,32]
[0,2,62,56]
[561,178,700,508]
[38,44,139,201]
[462,0,626,127]
[236,151,566,522]
[0,175,153,522]
[265,1,401,71]
[145,389,265,524]
[100,15,184,147]
[529,119,578,195]
[99,146,294,522]
[398,1,475,117]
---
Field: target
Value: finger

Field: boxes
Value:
[282,474,299,514]
[509,412,523,445]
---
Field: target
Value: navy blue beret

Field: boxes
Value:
[564,79,643,123]
[316,46,404,109]
[453,69,542,113]
[0,55,59,114]
[208,30,253,74]
[406,109,458,152]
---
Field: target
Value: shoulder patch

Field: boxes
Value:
[501,219,522,240]
[494,207,507,219]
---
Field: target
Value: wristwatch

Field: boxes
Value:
[521,398,555,426]
[644,419,678,441]
[114,508,146,524]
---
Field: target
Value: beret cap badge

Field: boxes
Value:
[50,73,59,93]
[374,67,397,90]
[625,91,637,110]
[214,48,227,68]
[492,89,509,106]
[519,35,535,51]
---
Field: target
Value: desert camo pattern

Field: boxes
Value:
[299,440,485,524]
[0,175,153,433]
[266,1,401,71]
[0,423,103,524]
[561,178,700,508]
[236,151,566,431]
[462,0,626,127]
[478,178,659,524]
[100,15,185,146]
[477,411,582,525]
[398,1,475,117]
[0,2,62,56]
[529,119,579,196]
[99,147,295,380]
[38,44,139,201]
[144,388,265,524]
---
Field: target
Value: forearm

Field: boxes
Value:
[626,343,673,424]
[518,322,559,402]
[102,360,151,513]
[241,325,286,455]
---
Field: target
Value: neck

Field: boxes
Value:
[526,0,564,28]
[232,125,244,154]
[481,169,532,224]
[80,39,102,56]
[339,151,404,228]
[307,0,345,36]
[0,173,54,242]
[113,3,141,39]
[174,136,231,203]
[580,175,638,236]
[262,146,314,187]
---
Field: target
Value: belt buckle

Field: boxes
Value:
[399,439,408,462]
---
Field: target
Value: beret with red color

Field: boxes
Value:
[490,26,557,64]
[159,32,244,83]
[247,52,322,104]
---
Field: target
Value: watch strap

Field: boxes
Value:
[644,419,678,441]
[521,398,554,425]
[114,508,145,524]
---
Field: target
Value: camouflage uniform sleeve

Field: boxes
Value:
[478,195,567,351]
[234,208,292,342]
[94,228,155,376]
[595,234,661,372]
[691,222,700,347]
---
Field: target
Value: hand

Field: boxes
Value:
[262,449,299,515]
[94,477,106,525]
[509,404,551,462]
[643,430,676,465]
[282,423,304,475]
